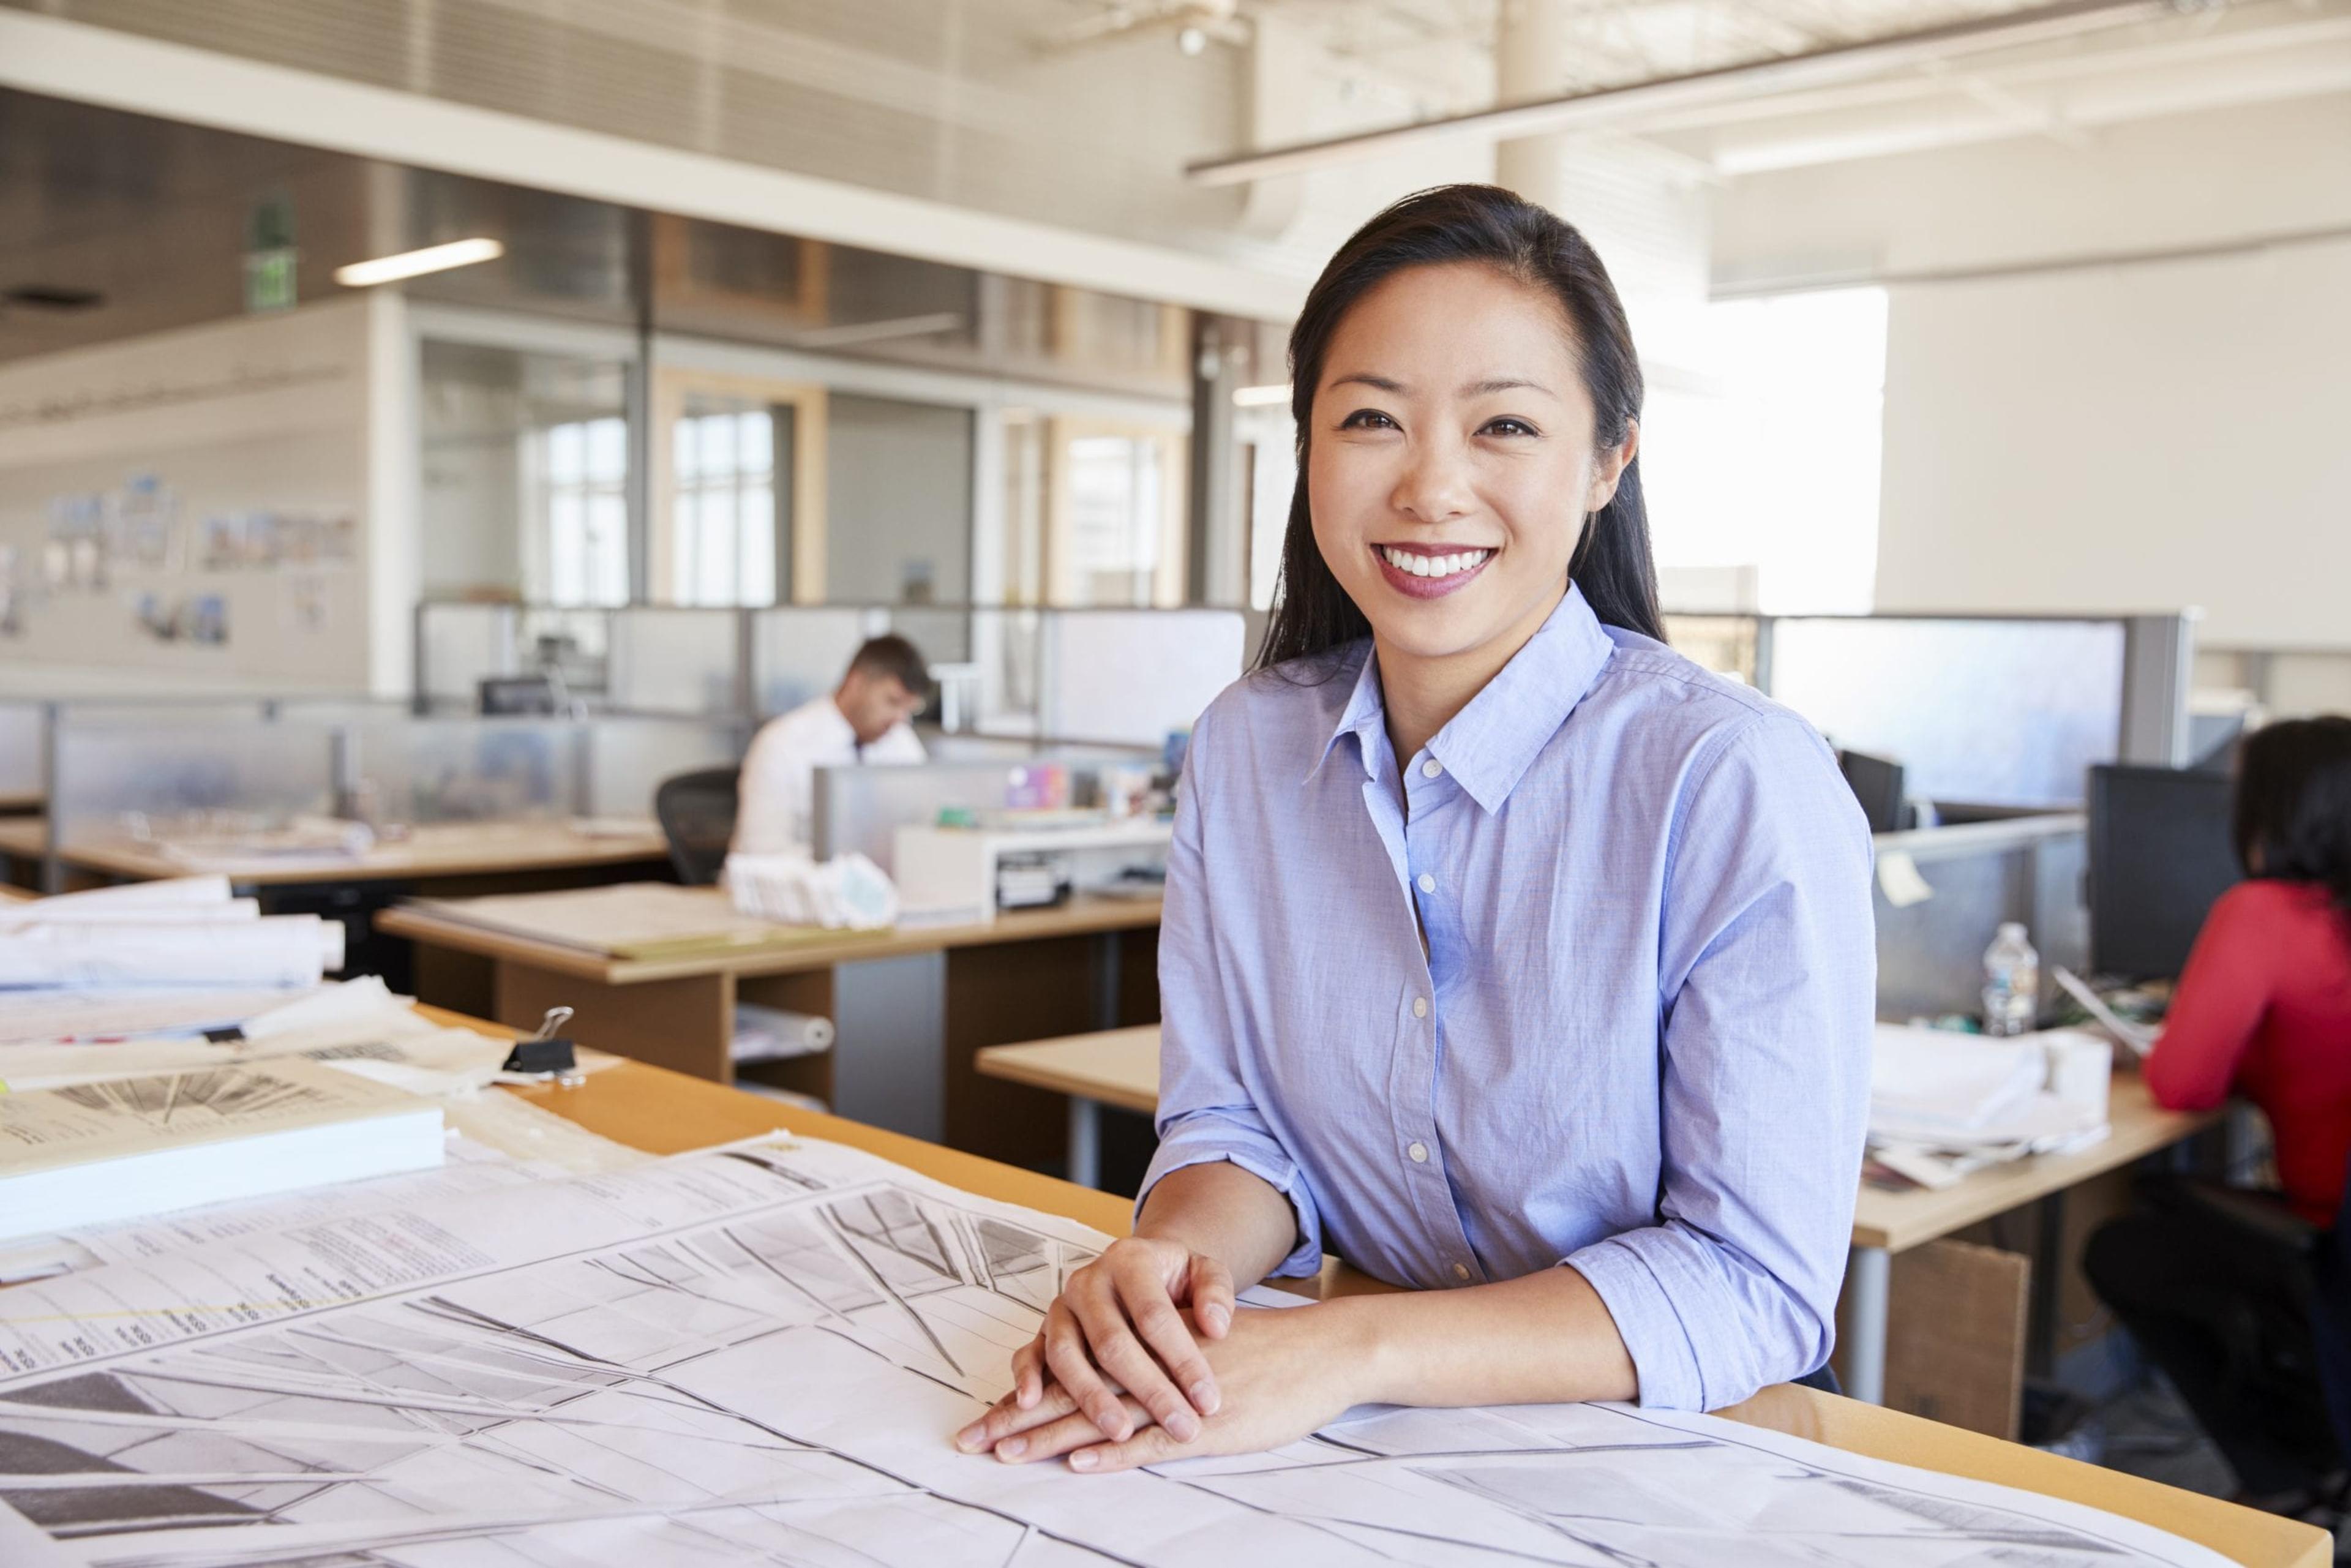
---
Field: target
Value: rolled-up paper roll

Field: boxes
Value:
[0,915,343,988]
[731,1003,836,1062]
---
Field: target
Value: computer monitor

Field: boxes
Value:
[478,675,557,716]
[2087,763,2241,980]
[1838,749,1909,835]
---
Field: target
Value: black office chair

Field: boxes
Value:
[2168,1169,2351,1509]
[653,767,740,887]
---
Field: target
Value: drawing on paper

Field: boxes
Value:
[0,1139,2233,1567]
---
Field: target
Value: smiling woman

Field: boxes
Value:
[955,184,1877,1476]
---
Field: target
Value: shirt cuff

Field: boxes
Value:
[1138,1123,1324,1279]
[1562,1233,1711,1411]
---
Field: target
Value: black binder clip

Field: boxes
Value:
[503,1006,584,1086]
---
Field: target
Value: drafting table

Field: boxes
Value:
[975,1025,2225,1409]
[381,888,1164,1160]
[457,1007,2318,1568]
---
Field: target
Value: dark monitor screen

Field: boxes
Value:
[1839,749,1908,835]
[479,676,557,716]
[2087,763,2241,980]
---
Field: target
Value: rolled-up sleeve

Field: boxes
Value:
[1136,707,1324,1278]
[1566,713,1875,1411]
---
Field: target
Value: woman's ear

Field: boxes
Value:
[1584,419,1640,513]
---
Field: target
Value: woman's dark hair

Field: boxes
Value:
[2233,716,2351,920]
[1254,184,1662,673]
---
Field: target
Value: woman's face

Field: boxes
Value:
[1307,261,1633,667]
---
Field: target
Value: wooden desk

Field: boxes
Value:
[977,1024,1159,1187]
[385,889,1165,1163]
[0,815,43,888]
[975,1026,2224,1408]
[437,1008,2321,1568]
[52,817,671,887]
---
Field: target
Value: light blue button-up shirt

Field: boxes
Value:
[1141,583,1875,1411]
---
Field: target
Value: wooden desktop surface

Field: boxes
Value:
[426,1008,2319,1568]
[1853,1071,2222,1250]
[0,816,43,862]
[34,818,670,885]
[383,887,1165,983]
[977,1026,2224,1258]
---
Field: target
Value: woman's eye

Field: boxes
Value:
[1482,418,1539,437]
[1340,410,1398,431]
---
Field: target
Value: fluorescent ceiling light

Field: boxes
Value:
[1232,383,1291,407]
[334,238,504,288]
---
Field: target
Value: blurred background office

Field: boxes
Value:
[2,0,2349,1528]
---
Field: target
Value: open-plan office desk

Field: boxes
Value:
[0,817,676,982]
[379,889,1164,1166]
[438,1005,2316,1568]
[6,816,670,890]
[976,1026,2225,1409]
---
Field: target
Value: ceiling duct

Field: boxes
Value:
[1187,0,2233,185]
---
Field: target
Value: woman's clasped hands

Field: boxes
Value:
[951,1233,1369,1475]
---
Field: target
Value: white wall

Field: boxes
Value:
[1709,91,2351,651]
[1875,233,2351,648]
[0,298,396,692]
[1713,92,2351,294]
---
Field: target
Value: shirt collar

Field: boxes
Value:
[1305,583,1618,812]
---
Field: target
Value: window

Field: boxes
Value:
[539,416,630,607]
[670,407,779,607]
[1641,287,1888,616]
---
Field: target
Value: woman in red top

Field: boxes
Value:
[2087,716,2351,1507]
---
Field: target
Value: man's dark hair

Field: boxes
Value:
[848,634,929,694]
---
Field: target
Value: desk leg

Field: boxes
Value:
[1091,931,1123,1032]
[1068,1097,1103,1190]
[1846,1245,1891,1406]
[2027,1191,2066,1381]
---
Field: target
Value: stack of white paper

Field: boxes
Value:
[0,1056,444,1242]
[1869,1022,2108,1158]
[0,876,343,987]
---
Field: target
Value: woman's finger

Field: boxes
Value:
[994,1395,1147,1465]
[1068,1417,1194,1475]
[1011,1334,1045,1409]
[1188,1255,1237,1343]
[1125,1286,1219,1419]
[955,1379,1079,1453]
[1043,1298,1134,1443]
[1074,1282,1199,1442]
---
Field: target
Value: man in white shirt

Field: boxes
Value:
[730,635,928,858]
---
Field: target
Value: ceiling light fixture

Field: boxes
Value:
[1232,383,1291,407]
[334,238,505,288]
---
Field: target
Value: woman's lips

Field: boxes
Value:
[1373,543,1494,600]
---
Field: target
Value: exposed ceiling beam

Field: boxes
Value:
[1187,0,2230,184]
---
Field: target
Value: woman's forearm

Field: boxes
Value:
[1329,1265,1640,1409]
[1135,1161,1301,1291]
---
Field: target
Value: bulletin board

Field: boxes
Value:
[0,299,375,688]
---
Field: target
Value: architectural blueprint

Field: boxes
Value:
[0,1135,2233,1567]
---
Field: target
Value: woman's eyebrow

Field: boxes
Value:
[1463,377,1552,396]
[1328,372,1404,393]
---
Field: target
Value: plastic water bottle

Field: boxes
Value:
[1982,922,2040,1037]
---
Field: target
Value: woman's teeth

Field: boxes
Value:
[1381,546,1491,579]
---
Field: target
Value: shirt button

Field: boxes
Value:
[1421,759,1442,779]
[1407,1142,1429,1164]
[1412,997,1429,1018]
[1415,872,1435,893]
[1453,1262,1471,1281]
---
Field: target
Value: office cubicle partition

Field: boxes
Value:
[34,699,748,888]
[414,601,1247,751]
[0,702,45,808]
[1657,609,2196,810]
